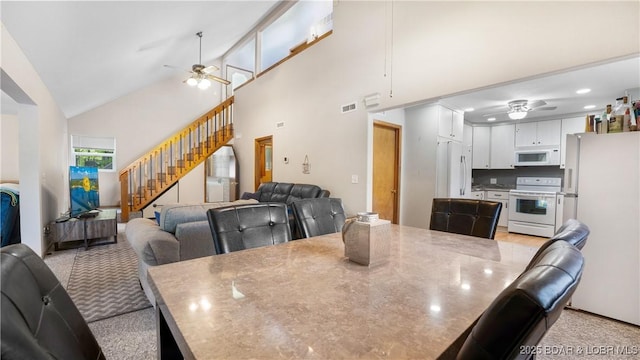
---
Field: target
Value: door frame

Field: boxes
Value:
[372,120,401,224]
[254,135,273,190]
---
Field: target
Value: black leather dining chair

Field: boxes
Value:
[525,219,590,271]
[429,198,502,239]
[291,198,347,238]
[1,244,105,360]
[207,202,292,254]
[456,240,584,360]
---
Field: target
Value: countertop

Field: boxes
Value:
[471,184,515,191]
[149,225,537,359]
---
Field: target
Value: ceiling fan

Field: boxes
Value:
[164,31,230,89]
[484,99,557,120]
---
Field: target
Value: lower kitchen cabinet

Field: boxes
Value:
[486,190,509,227]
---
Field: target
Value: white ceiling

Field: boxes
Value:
[2,2,638,123]
[440,56,640,124]
[1,1,279,118]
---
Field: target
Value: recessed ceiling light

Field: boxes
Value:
[464,107,474,112]
[487,117,496,122]
[576,88,591,94]
[584,105,596,109]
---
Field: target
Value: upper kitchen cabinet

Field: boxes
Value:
[463,124,473,147]
[515,119,561,147]
[472,126,491,169]
[560,116,586,168]
[438,107,464,141]
[490,124,515,169]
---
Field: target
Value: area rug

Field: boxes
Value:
[66,235,151,323]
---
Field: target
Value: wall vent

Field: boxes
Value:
[341,102,357,114]
[276,121,285,129]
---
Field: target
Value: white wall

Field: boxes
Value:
[1,23,69,256]
[1,113,19,180]
[231,1,639,222]
[68,72,223,206]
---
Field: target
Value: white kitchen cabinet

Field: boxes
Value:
[469,190,485,200]
[560,116,585,168]
[486,190,509,227]
[438,107,464,141]
[463,124,473,147]
[472,126,491,169]
[515,119,561,147]
[490,124,515,169]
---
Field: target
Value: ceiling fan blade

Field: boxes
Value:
[482,111,507,117]
[201,65,220,74]
[205,74,231,85]
[531,106,557,111]
[526,100,547,109]
[164,64,192,73]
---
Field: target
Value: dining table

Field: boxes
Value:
[148,224,538,359]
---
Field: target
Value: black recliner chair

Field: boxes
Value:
[456,240,584,359]
[429,198,502,239]
[1,244,105,360]
[207,202,292,254]
[291,198,347,238]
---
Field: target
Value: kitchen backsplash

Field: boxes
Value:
[472,166,564,188]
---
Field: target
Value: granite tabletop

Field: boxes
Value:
[148,224,538,359]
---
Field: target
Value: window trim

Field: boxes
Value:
[70,135,116,173]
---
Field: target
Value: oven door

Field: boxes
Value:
[508,191,557,225]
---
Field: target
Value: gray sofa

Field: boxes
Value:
[125,199,258,305]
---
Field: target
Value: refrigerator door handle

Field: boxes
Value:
[461,155,467,196]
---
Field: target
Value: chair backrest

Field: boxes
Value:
[1,244,104,360]
[525,219,589,271]
[207,202,292,254]
[456,240,584,360]
[291,198,347,238]
[429,198,502,239]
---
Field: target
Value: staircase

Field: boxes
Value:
[119,96,234,222]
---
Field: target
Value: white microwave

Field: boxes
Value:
[514,147,560,166]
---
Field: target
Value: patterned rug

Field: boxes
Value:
[66,235,151,323]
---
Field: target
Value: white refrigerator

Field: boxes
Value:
[563,132,640,325]
[435,139,472,198]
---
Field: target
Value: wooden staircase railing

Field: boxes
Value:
[119,96,234,222]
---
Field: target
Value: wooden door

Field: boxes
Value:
[373,121,401,223]
[254,136,273,190]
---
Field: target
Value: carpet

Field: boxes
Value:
[67,235,151,323]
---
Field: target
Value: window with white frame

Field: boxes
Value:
[71,135,116,171]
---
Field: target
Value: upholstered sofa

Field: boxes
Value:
[125,199,257,305]
[241,182,330,238]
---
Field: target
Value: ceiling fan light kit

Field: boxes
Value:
[165,31,230,89]
[508,111,528,120]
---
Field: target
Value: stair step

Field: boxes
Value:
[156,173,168,182]
[167,166,177,175]
[177,160,186,168]
[186,153,195,161]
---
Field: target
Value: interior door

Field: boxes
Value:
[254,136,273,190]
[373,121,401,223]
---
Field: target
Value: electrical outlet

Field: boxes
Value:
[490,178,497,184]
[351,175,359,184]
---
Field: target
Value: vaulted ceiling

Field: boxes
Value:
[1,1,279,118]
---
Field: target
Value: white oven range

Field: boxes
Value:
[508,177,561,237]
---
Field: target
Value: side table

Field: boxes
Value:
[50,209,117,250]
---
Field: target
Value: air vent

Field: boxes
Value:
[341,102,357,114]
[276,121,285,129]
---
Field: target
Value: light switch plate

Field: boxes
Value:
[351,175,359,184]
[490,178,497,184]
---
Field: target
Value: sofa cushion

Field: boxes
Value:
[159,200,257,233]
[126,218,179,265]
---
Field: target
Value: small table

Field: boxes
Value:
[50,209,117,250]
[149,225,537,359]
